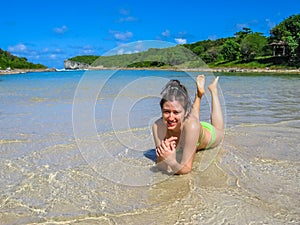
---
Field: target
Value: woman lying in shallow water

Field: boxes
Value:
[152,75,224,174]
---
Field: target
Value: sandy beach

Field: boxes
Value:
[1,66,300,75]
[83,66,300,74]
[0,68,56,75]
[0,69,299,224]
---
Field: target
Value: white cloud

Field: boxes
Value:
[236,23,248,30]
[208,35,218,40]
[112,41,145,55]
[177,31,187,37]
[110,30,133,41]
[8,43,27,53]
[50,54,56,59]
[43,48,49,53]
[81,45,95,54]
[119,8,130,15]
[236,20,260,31]
[118,16,138,22]
[116,48,134,55]
[266,18,276,30]
[53,25,68,34]
[117,8,138,23]
[174,38,187,44]
[54,48,63,54]
[162,29,171,38]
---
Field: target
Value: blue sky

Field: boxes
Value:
[1,0,299,69]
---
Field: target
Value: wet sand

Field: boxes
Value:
[0,70,299,224]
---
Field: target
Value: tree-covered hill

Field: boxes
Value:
[69,45,207,69]
[67,14,300,69]
[0,49,47,70]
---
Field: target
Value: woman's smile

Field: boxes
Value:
[162,101,185,130]
[167,119,177,128]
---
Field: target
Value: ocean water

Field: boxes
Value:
[0,70,299,224]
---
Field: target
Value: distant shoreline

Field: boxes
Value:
[94,67,300,74]
[1,67,300,75]
[0,68,56,75]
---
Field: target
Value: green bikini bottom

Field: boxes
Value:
[197,121,217,149]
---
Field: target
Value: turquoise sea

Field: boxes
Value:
[0,70,299,224]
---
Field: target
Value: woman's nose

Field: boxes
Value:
[168,112,175,119]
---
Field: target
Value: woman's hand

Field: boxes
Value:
[156,136,177,163]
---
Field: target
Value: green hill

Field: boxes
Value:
[0,49,47,70]
[67,14,300,70]
[67,37,291,70]
[69,45,207,69]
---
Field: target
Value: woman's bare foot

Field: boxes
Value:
[208,76,219,94]
[196,75,205,97]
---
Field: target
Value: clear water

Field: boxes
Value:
[0,70,299,224]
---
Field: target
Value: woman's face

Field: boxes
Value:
[162,100,186,131]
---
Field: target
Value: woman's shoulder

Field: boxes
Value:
[183,115,200,130]
[153,117,164,127]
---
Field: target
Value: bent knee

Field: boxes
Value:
[214,128,224,145]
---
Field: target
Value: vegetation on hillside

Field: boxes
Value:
[69,14,300,69]
[70,45,207,68]
[0,49,47,70]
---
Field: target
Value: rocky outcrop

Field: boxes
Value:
[64,60,89,70]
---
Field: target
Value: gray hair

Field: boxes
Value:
[160,79,192,117]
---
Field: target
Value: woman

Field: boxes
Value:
[152,75,224,174]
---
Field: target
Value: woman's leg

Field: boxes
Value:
[208,76,224,145]
[191,75,205,120]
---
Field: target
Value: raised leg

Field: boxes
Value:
[208,77,224,142]
[191,75,205,120]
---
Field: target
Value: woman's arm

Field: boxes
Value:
[152,119,168,171]
[156,118,200,175]
[176,120,200,174]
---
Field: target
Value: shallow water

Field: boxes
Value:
[0,70,299,224]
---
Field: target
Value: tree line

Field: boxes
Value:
[69,14,300,69]
[184,13,300,67]
[0,49,47,70]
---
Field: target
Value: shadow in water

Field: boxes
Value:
[143,149,157,162]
